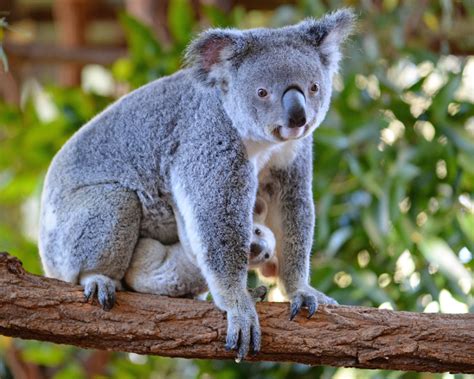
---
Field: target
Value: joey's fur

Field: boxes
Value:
[124,197,276,298]
[39,9,355,359]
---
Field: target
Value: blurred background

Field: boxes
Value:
[0,0,473,378]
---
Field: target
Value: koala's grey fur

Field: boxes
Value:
[124,197,276,298]
[39,9,355,359]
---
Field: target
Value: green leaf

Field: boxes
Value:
[362,208,385,249]
[430,74,462,123]
[439,123,474,155]
[119,13,161,63]
[457,213,474,251]
[418,237,472,291]
[52,363,85,379]
[202,5,232,27]
[21,342,71,366]
[112,57,134,81]
[325,226,353,257]
[168,0,194,45]
[350,270,393,305]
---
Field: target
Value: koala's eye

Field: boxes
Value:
[255,228,262,236]
[310,83,319,93]
[257,88,268,98]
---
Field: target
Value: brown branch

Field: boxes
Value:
[0,252,473,373]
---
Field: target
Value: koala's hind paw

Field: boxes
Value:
[81,274,117,311]
[224,294,261,360]
[289,286,338,321]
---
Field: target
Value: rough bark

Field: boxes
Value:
[0,252,473,373]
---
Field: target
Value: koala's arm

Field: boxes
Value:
[270,137,337,318]
[170,134,260,359]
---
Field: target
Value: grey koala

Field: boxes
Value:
[38,9,355,359]
[124,196,276,298]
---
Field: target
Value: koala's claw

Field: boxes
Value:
[289,287,338,320]
[225,300,261,361]
[83,281,97,302]
[81,274,117,311]
[306,297,317,319]
[224,331,239,352]
[289,295,303,320]
[250,326,261,355]
[98,288,116,311]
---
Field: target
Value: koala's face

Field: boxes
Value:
[186,9,355,144]
[248,223,276,268]
[226,49,332,143]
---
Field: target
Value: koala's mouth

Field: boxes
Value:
[272,124,309,142]
[249,252,271,267]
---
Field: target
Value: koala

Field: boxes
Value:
[38,9,355,359]
[124,197,276,298]
[252,190,279,281]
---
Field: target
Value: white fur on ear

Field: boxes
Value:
[184,29,248,84]
[299,8,356,74]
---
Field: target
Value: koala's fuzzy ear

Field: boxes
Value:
[300,8,356,73]
[253,197,268,223]
[184,29,247,84]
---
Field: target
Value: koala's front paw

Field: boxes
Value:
[288,286,338,321]
[224,294,261,361]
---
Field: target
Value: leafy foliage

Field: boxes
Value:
[0,0,473,378]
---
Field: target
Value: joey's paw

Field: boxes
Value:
[224,296,261,360]
[289,286,338,321]
[248,285,267,302]
[81,274,117,311]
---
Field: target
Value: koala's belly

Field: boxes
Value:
[138,192,178,245]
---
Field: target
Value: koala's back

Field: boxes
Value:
[41,69,225,243]
[45,70,192,194]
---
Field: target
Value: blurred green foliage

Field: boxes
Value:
[0,0,473,378]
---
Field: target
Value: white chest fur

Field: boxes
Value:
[243,139,302,174]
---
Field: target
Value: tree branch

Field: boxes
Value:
[0,252,473,373]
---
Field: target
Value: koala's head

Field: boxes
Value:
[185,9,355,143]
[249,223,276,268]
[248,196,275,267]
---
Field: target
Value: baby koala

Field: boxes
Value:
[124,197,276,299]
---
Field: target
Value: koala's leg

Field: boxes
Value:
[264,138,337,320]
[124,238,208,298]
[170,146,259,360]
[39,183,141,310]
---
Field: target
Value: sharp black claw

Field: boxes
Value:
[84,283,97,302]
[307,302,317,319]
[100,294,115,311]
[102,302,112,311]
[290,304,300,321]
[225,336,239,352]
[250,347,260,356]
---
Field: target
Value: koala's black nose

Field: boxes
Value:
[282,87,307,128]
[289,112,306,128]
[250,243,263,258]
